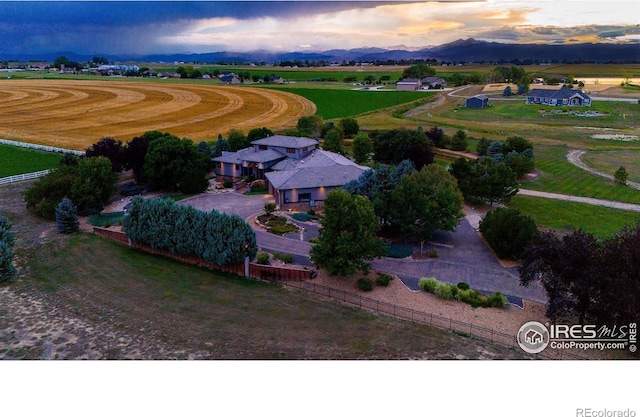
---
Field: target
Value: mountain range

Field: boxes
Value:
[5,39,640,64]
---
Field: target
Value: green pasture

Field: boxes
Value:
[269,87,432,119]
[0,144,62,177]
[508,195,640,239]
[582,150,640,183]
[521,145,640,204]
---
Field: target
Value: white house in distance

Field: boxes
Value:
[396,78,421,91]
[213,135,368,211]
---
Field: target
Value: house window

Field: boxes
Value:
[301,147,308,153]
[299,193,311,202]
[259,145,268,150]
[216,162,222,169]
[286,148,295,154]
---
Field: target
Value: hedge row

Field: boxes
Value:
[123,196,257,266]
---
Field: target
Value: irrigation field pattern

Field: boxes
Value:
[0,80,316,150]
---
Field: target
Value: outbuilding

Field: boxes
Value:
[465,95,489,109]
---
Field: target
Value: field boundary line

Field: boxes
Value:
[0,169,51,185]
[0,138,85,155]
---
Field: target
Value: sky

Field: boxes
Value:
[1,0,639,56]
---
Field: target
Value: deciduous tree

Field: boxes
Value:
[310,189,385,275]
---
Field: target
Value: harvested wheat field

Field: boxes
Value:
[0,79,316,150]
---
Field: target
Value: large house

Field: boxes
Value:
[396,78,421,91]
[213,135,368,211]
[466,95,489,108]
[526,88,591,107]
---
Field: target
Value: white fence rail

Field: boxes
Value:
[0,138,84,155]
[0,169,51,186]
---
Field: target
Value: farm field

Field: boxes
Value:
[266,86,433,119]
[0,79,316,150]
[0,144,62,177]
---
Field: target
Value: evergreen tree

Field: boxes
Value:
[614,166,629,185]
[55,198,80,234]
[0,216,16,283]
[212,137,231,157]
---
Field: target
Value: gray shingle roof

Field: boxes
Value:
[271,149,358,170]
[528,88,590,100]
[213,148,285,164]
[251,135,318,149]
[266,165,368,190]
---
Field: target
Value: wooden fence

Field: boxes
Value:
[0,138,85,155]
[0,169,51,186]
[93,227,314,281]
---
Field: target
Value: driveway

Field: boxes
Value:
[179,192,546,303]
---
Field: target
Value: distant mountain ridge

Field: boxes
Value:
[4,39,639,64]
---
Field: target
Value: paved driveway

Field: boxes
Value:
[178,191,273,219]
[179,192,546,303]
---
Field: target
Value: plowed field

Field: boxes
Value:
[0,80,316,150]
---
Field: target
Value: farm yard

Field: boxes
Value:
[0,79,316,150]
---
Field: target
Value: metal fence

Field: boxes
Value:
[277,279,589,360]
[0,138,85,155]
[0,169,51,186]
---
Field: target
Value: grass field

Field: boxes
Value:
[268,86,432,119]
[582,150,640,183]
[12,227,526,359]
[508,195,640,239]
[521,145,640,204]
[0,144,62,177]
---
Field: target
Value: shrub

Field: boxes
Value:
[434,283,454,299]
[308,238,320,244]
[272,251,280,260]
[486,292,507,308]
[223,180,233,188]
[428,249,439,258]
[264,203,277,216]
[458,289,486,308]
[280,253,294,264]
[376,273,393,287]
[256,252,270,265]
[269,224,298,235]
[0,241,17,283]
[457,282,470,290]
[419,277,439,293]
[357,278,374,292]
[307,209,316,216]
[291,212,313,222]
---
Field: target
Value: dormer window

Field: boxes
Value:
[286,148,295,154]
[259,145,268,150]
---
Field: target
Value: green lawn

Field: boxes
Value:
[582,150,640,183]
[521,145,640,204]
[0,144,62,177]
[508,195,640,239]
[267,87,432,119]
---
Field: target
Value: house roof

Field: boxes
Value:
[251,135,318,149]
[266,165,368,190]
[422,77,446,84]
[271,149,358,170]
[397,78,420,84]
[468,94,489,101]
[214,148,286,164]
[528,88,590,100]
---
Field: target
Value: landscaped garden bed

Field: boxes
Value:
[256,214,299,235]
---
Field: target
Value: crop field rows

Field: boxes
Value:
[0,80,316,149]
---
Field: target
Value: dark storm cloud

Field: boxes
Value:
[0,1,404,55]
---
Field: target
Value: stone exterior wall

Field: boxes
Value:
[280,200,324,213]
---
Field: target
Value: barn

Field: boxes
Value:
[465,95,489,109]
